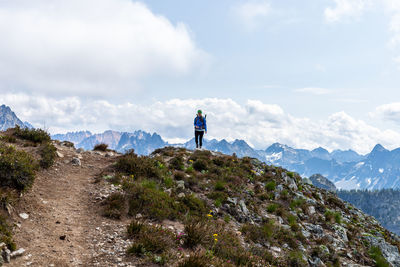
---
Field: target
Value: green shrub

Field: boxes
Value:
[369,246,390,267]
[193,159,208,172]
[0,135,17,143]
[290,198,306,210]
[0,145,38,191]
[183,220,209,248]
[170,156,184,170]
[265,181,276,192]
[325,210,342,224]
[287,171,295,178]
[13,126,51,144]
[178,253,211,267]
[127,219,145,237]
[287,251,307,266]
[241,221,275,243]
[214,180,225,191]
[267,203,278,213]
[180,194,208,217]
[39,142,57,169]
[127,183,180,221]
[0,216,16,251]
[115,150,162,180]
[93,143,108,151]
[103,192,126,219]
[127,224,176,256]
[163,176,174,188]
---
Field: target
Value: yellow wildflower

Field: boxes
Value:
[214,238,218,242]
[207,214,213,218]
[213,233,218,237]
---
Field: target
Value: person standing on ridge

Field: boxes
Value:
[194,110,207,149]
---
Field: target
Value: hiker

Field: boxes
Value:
[194,110,207,149]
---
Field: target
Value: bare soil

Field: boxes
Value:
[6,144,137,267]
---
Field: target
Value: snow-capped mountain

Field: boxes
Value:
[0,104,32,131]
[53,129,400,190]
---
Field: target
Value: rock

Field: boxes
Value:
[307,206,316,215]
[276,184,284,192]
[363,235,400,266]
[0,243,6,250]
[302,178,313,185]
[19,213,29,220]
[136,213,143,219]
[304,223,324,238]
[105,152,114,157]
[56,151,64,158]
[177,193,185,198]
[10,248,25,258]
[2,249,10,263]
[333,225,348,243]
[176,181,185,190]
[71,157,81,166]
[76,148,85,153]
[309,257,326,267]
[239,200,249,215]
[227,197,237,205]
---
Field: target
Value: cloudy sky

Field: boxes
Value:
[1,0,400,154]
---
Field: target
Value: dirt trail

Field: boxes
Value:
[7,144,136,267]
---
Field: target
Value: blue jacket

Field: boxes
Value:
[194,115,207,131]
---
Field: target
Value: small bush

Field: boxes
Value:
[0,135,17,143]
[214,180,225,191]
[127,183,180,221]
[0,145,38,191]
[93,143,108,151]
[103,192,126,219]
[369,246,390,267]
[287,251,307,266]
[267,203,278,213]
[115,150,162,180]
[178,253,211,267]
[127,224,176,256]
[0,216,16,251]
[287,171,295,178]
[193,159,208,172]
[13,126,51,144]
[127,219,145,237]
[325,210,342,224]
[180,194,208,217]
[39,142,57,169]
[265,181,276,192]
[183,220,209,248]
[170,156,184,170]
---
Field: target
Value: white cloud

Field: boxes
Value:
[232,1,271,30]
[0,0,207,97]
[324,0,371,23]
[294,87,333,95]
[370,102,400,123]
[2,93,400,154]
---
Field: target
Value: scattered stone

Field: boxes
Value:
[19,213,29,220]
[71,157,81,166]
[135,213,143,219]
[2,249,10,263]
[10,248,25,258]
[56,151,64,158]
[76,148,85,153]
[60,235,67,240]
[177,192,185,198]
[176,180,185,190]
[307,206,316,215]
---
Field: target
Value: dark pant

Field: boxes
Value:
[195,130,204,148]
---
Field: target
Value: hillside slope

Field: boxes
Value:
[1,132,400,266]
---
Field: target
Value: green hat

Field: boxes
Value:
[197,110,202,114]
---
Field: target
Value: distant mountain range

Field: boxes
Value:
[53,130,400,190]
[1,103,400,191]
[0,104,32,130]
